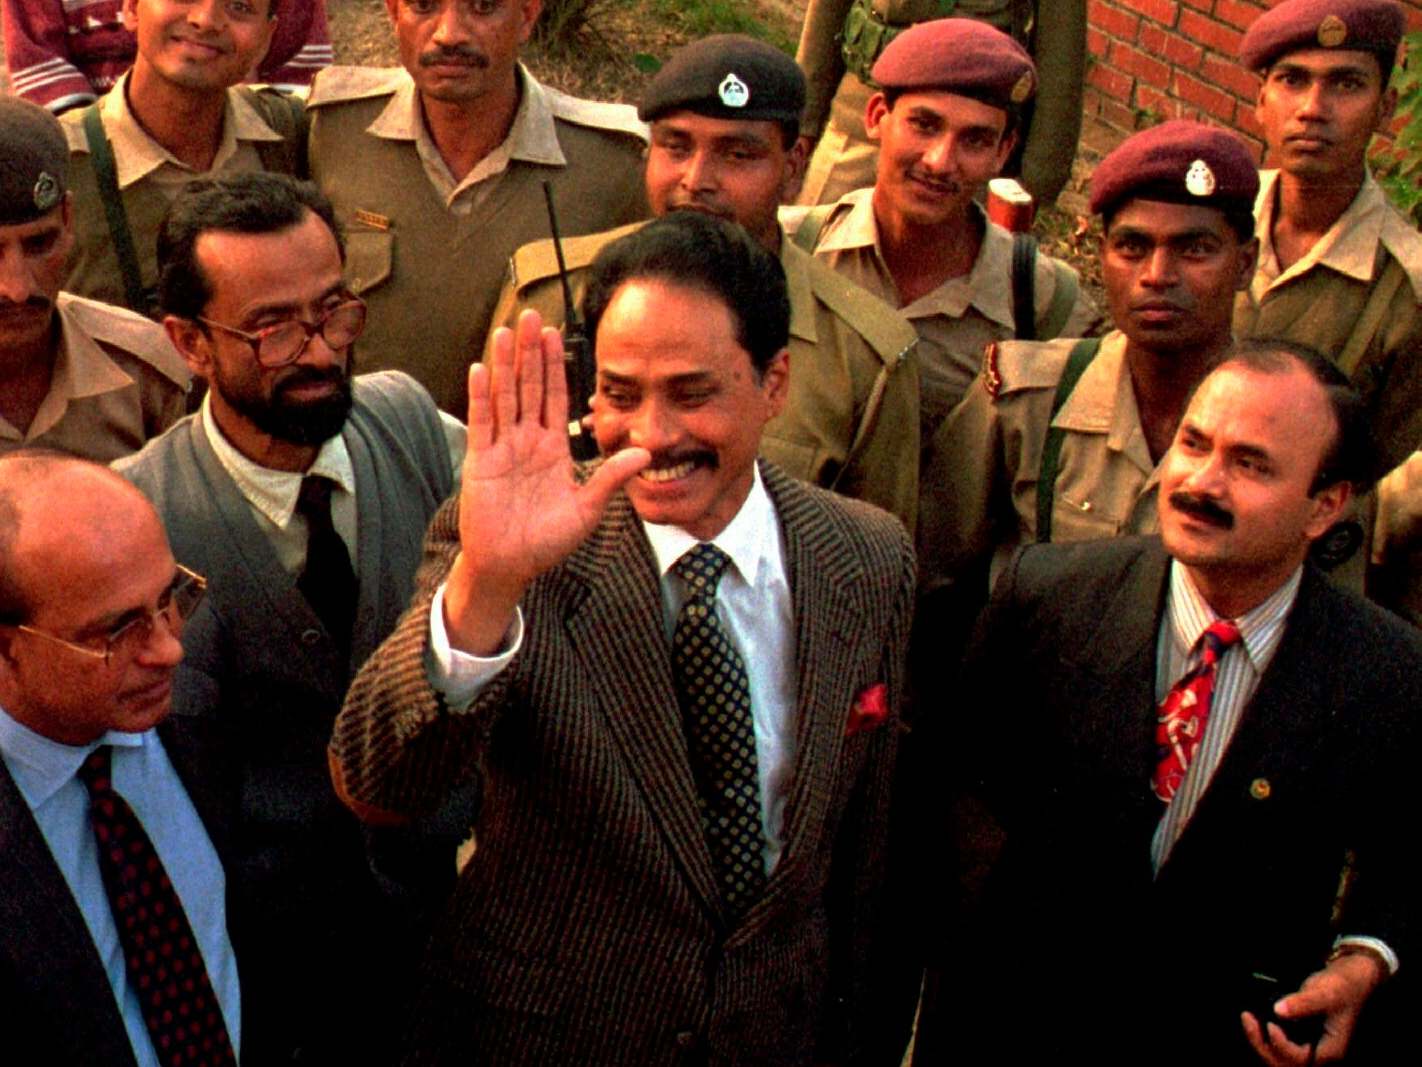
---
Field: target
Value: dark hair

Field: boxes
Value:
[580,212,790,375]
[1222,339,1378,493]
[157,173,343,320]
[1101,192,1256,244]
[881,87,1022,139]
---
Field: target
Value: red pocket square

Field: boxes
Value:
[847,683,889,736]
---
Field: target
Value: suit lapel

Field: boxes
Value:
[562,493,723,920]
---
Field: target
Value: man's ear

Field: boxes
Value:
[519,0,544,44]
[164,316,215,381]
[1235,236,1260,292]
[761,348,790,419]
[864,92,890,143]
[779,134,810,205]
[992,129,1019,176]
[1377,85,1399,130]
[1304,479,1353,542]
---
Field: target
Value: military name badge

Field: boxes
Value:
[719,73,750,108]
[32,172,61,213]
[1317,14,1348,48]
[1184,159,1216,198]
[983,342,1003,400]
[1010,71,1034,104]
[353,208,391,231]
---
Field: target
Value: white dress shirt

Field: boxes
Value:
[428,466,798,874]
[1151,562,1397,973]
[0,707,240,1065]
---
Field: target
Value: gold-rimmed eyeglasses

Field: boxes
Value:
[10,565,208,667]
[197,297,367,368]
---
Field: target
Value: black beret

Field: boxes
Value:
[1089,120,1260,216]
[1240,0,1405,71]
[639,34,805,127]
[0,96,68,226]
[870,18,1036,109]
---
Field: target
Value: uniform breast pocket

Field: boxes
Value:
[344,227,394,296]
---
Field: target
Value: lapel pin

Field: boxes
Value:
[1249,777,1271,800]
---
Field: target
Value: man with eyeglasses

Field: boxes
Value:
[0,450,237,1065]
[115,172,465,1064]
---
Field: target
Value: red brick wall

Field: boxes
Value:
[1083,0,1422,161]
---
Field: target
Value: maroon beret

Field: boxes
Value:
[870,18,1036,109]
[1089,120,1260,216]
[1240,0,1405,71]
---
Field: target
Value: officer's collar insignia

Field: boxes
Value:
[1184,159,1216,198]
[32,172,60,213]
[718,73,750,108]
[1318,15,1348,48]
[1010,71,1034,104]
[983,343,1003,400]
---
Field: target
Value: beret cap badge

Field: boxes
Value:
[1185,159,1217,197]
[1317,13,1349,47]
[718,73,750,108]
[32,172,61,213]
[1010,71,1034,104]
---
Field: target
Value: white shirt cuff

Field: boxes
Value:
[426,582,523,709]
[1334,936,1399,977]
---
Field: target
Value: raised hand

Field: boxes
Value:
[444,310,649,654]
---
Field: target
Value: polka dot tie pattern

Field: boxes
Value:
[672,543,767,918]
[77,747,237,1067]
[1152,619,1242,803]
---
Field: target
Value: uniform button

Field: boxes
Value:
[1249,777,1271,800]
[675,1030,696,1049]
[300,628,323,647]
[1080,500,1093,512]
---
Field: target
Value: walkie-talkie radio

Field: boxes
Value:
[541,182,598,460]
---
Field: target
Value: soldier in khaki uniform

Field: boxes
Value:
[306,0,648,416]
[492,36,921,531]
[0,97,187,462]
[782,18,1096,448]
[919,121,1260,603]
[59,0,304,316]
[1234,0,1422,620]
[795,0,1085,205]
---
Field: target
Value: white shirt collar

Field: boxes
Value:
[200,392,356,531]
[640,464,776,590]
[1166,559,1303,672]
[0,704,149,809]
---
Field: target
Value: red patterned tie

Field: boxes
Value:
[77,747,237,1067]
[1153,619,1242,803]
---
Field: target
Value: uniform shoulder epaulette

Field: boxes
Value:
[981,337,1077,402]
[1376,202,1422,303]
[59,106,92,154]
[508,221,646,291]
[59,293,190,388]
[799,250,916,366]
[543,85,649,143]
[306,66,406,109]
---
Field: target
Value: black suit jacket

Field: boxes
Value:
[0,714,236,1066]
[944,537,1421,1064]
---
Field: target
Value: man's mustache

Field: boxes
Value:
[610,445,719,472]
[274,364,348,395]
[0,296,52,315]
[1168,490,1234,529]
[420,46,489,68]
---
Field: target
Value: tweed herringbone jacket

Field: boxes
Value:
[331,462,915,1065]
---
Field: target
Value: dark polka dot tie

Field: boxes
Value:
[77,747,237,1067]
[672,543,767,918]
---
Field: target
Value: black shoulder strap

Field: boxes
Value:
[82,103,150,315]
[1036,337,1103,543]
[1012,232,1038,341]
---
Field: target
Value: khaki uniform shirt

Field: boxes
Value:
[307,65,649,414]
[919,329,1159,592]
[795,0,1085,205]
[0,292,189,462]
[61,73,292,310]
[492,223,922,531]
[1236,169,1422,476]
[782,189,1097,443]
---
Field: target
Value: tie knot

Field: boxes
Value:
[674,543,731,598]
[1199,619,1242,662]
[297,475,337,517]
[76,745,112,794]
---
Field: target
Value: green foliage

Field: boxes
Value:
[647,0,795,55]
[1375,32,1422,224]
